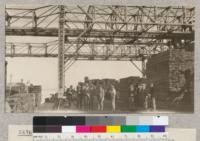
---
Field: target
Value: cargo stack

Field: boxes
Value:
[119,76,141,108]
[89,78,119,100]
[169,48,194,93]
[29,85,42,108]
[146,51,170,101]
[146,46,194,110]
[6,82,42,112]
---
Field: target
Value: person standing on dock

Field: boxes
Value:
[89,82,95,111]
[97,82,105,111]
[67,85,74,108]
[77,82,83,109]
[150,82,156,111]
[110,84,117,112]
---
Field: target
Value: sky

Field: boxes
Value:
[6,58,142,102]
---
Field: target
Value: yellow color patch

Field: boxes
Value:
[106,126,121,133]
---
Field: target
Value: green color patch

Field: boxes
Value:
[121,125,136,132]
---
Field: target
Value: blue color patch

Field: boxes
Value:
[136,125,150,132]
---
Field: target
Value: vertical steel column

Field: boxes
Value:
[142,57,146,78]
[58,5,65,97]
[32,11,37,28]
[5,61,7,93]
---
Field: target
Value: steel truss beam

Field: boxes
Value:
[6,5,194,61]
[6,6,195,61]
[6,39,172,61]
[6,28,194,40]
[6,6,194,38]
[6,6,194,60]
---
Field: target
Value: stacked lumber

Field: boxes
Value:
[146,51,170,100]
[146,47,194,108]
[169,48,194,93]
[119,76,141,102]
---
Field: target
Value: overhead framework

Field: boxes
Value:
[5,5,195,95]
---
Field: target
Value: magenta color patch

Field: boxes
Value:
[76,126,91,133]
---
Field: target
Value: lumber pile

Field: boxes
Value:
[146,47,194,108]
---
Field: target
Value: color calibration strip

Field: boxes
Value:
[33,116,168,126]
[34,125,165,133]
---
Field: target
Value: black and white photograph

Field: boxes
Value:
[5,5,195,113]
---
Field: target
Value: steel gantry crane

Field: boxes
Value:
[5,5,195,96]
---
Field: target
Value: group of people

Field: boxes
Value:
[64,80,157,112]
[129,82,157,111]
[64,77,117,112]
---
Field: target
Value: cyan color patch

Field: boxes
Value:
[136,125,150,132]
